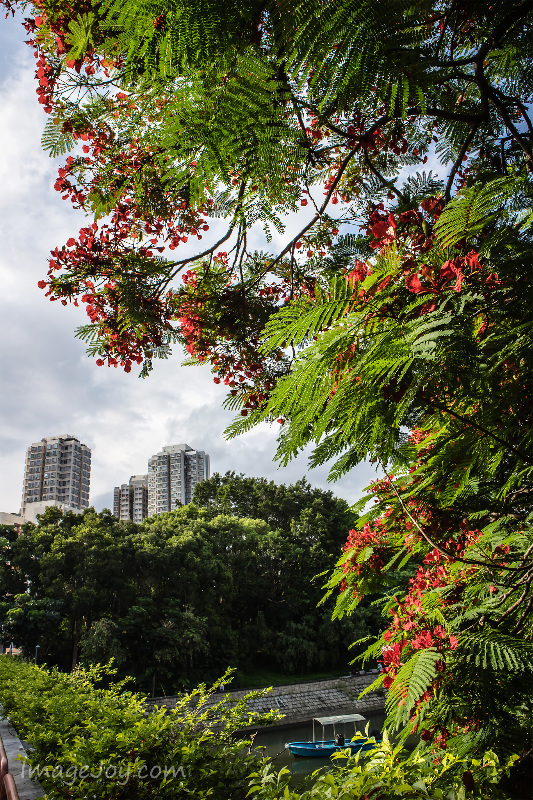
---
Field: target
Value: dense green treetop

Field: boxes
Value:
[0,496,374,691]
[192,472,355,548]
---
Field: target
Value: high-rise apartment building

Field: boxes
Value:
[147,443,210,515]
[113,474,148,524]
[21,435,91,522]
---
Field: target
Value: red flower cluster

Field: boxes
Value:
[175,264,300,413]
[342,518,393,593]
[337,439,484,740]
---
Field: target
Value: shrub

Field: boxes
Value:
[0,656,277,799]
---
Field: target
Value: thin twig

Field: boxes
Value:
[488,89,533,170]
[445,124,478,201]
[510,590,533,634]
[165,181,248,285]
[363,153,408,202]
[248,147,359,289]
[496,584,530,622]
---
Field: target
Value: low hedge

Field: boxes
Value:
[0,656,276,799]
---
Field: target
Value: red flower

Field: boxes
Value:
[405,273,424,293]
[464,251,479,270]
[411,630,433,650]
[440,259,463,291]
[381,641,406,666]
[371,220,389,238]
[347,260,369,284]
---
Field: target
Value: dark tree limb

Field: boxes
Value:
[445,123,479,201]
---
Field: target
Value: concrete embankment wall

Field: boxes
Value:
[147,673,385,728]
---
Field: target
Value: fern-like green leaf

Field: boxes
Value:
[41,118,75,157]
[385,648,441,729]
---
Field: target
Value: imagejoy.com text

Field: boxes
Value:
[22,762,185,786]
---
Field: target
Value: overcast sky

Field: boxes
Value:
[0,15,378,515]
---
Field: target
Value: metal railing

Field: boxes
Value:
[0,735,20,800]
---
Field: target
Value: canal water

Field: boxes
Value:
[247,710,386,782]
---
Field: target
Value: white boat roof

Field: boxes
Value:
[314,714,366,725]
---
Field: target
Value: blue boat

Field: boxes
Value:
[286,738,379,758]
[286,713,381,759]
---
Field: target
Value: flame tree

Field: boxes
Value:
[3,0,533,789]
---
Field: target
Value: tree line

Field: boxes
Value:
[0,475,380,694]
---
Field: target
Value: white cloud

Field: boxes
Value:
[0,24,376,516]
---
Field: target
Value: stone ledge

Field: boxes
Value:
[146,674,385,727]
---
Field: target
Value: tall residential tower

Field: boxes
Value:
[147,443,210,515]
[113,474,148,524]
[21,435,91,523]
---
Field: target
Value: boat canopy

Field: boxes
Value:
[313,714,366,726]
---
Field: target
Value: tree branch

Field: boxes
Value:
[255,147,359,278]
[364,152,408,202]
[377,458,532,572]
[488,89,533,170]
[445,123,479,201]
[423,398,533,465]
[165,181,248,284]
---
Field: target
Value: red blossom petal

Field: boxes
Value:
[405,273,424,293]
[371,220,389,238]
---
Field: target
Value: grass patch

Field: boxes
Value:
[233,666,350,690]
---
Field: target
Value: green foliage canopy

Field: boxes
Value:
[0,488,373,691]
[0,656,277,800]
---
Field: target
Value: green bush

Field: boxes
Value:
[0,656,277,799]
